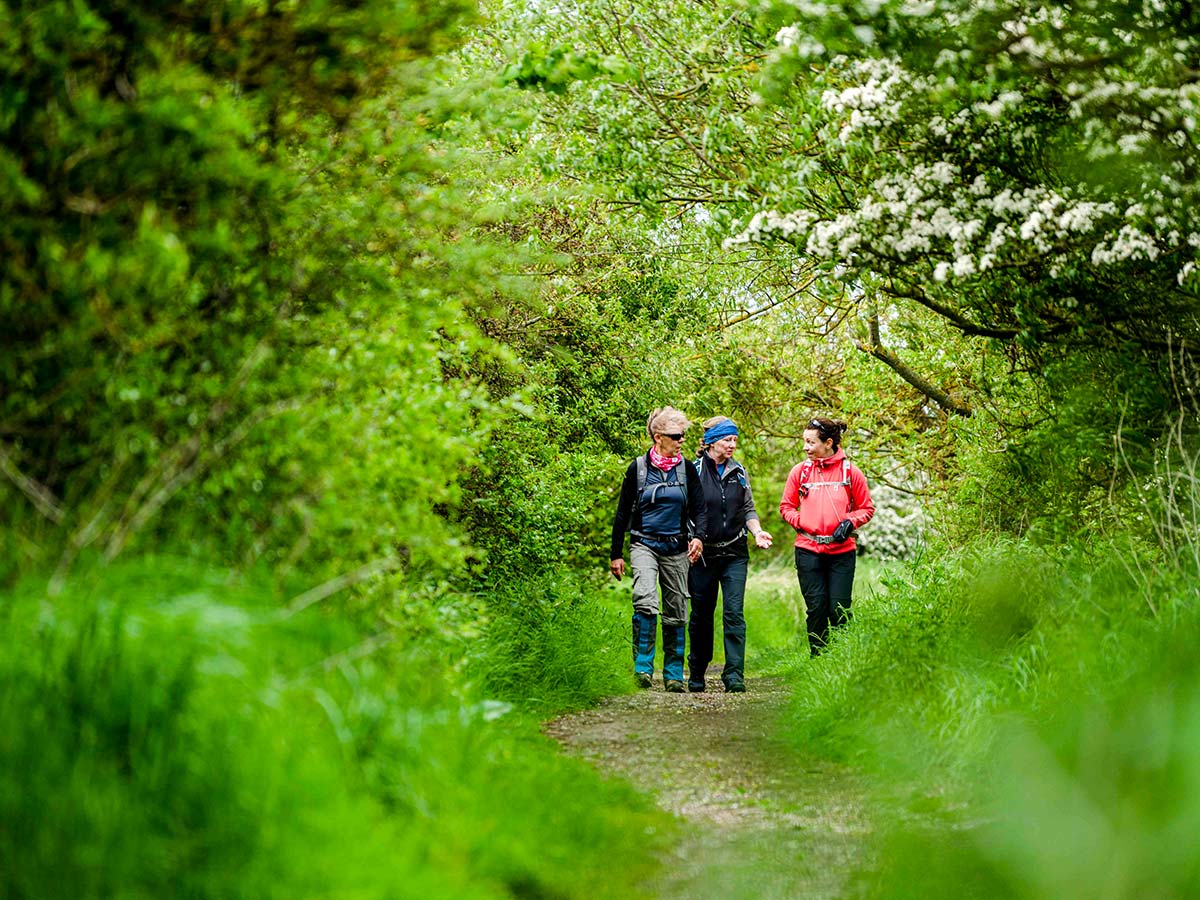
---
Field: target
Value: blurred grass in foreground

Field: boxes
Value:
[775,535,1200,899]
[0,558,670,900]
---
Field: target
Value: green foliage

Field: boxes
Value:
[0,559,670,900]
[864,607,1200,900]
[0,0,513,592]
[502,44,637,93]
[771,520,1200,896]
[8,0,1200,892]
[782,540,1150,770]
[451,208,731,585]
[468,573,633,711]
[481,0,1200,548]
[950,349,1180,541]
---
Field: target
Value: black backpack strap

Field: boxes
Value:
[639,456,688,508]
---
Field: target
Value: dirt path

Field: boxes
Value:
[543,670,875,899]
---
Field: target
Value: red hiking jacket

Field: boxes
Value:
[779,449,875,554]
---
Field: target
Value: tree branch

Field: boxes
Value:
[887,281,1020,339]
[720,273,821,328]
[0,442,65,524]
[857,315,973,417]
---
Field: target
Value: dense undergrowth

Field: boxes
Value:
[0,560,669,900]
[468,571,636,712]
[5,1,1200,896]
[780,497,1200,896]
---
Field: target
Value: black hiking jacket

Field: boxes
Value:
[693,453,758,558]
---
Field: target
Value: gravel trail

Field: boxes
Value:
[544,671,875,899]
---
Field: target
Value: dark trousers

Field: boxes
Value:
[794,547,856,655]
[688,555,747,685]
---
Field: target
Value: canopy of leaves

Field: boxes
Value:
[0,0,519,594]
[477,0,1200,532]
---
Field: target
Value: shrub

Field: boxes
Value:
[469,572,633,710]
[856,479,928,561]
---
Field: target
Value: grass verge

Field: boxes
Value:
[772,536,1200,898]
[0,558,672,900]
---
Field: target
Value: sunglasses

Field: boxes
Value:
[659,432,685,441]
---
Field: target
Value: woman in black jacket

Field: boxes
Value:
[687,417,773,693]
[610,407,709,692]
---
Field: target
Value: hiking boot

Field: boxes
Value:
[661,622,686,684]
[724,678,746,694]
[664,679,686,693]
[687,680,706,693]
[635,672,653,689]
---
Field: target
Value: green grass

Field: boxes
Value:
[469,572,637,709]
[742,554,895,676]
[766,535,1200,898]
[0,558,672,900]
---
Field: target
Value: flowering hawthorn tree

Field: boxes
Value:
[742,0,1200,366]
[487,0,1200,426]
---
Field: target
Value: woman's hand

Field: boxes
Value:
[610,558,625,580]
[687,538,703,563]
[747,519,773,549]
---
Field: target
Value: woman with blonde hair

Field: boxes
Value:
[610,407,709,691]
[686,416,773,693]
[779,416,874,656]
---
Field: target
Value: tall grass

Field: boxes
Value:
[468,572,634,711]
[775,426,1200,897]
[0,559,671,900]
[742,554,905,678]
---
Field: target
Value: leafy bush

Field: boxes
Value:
[0,0,515,589]
[856,479,928,561]
[949,350,1182,544]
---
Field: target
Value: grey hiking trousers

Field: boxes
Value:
[630,543,689,626]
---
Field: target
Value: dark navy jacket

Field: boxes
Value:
[610,452,710,559]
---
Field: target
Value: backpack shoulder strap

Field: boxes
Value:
[675,458,688,512]
[633,453,691,504]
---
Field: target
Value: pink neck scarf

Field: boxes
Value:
[649,446,682,472]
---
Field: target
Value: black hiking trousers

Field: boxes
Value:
[794,547,856,656]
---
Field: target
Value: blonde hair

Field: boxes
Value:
[646,406,689,440]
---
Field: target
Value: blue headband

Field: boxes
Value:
[703,421,739,444]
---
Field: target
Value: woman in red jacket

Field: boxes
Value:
[779,417,875,656]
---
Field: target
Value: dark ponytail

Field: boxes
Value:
[807,416,848,450]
